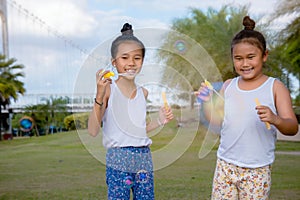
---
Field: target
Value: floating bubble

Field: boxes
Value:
[74,27,222,172]
[174,40,186,54]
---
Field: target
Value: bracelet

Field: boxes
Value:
[157,118,163,126]
[94,98,103,106]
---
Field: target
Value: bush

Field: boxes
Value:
[64,113,89,130]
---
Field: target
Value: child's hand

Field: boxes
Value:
[194,82,213,103]
[255,105,277,128]
[158,106,174,125]
[95,69,112,98]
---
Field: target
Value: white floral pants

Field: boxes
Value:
[211,158,271,200]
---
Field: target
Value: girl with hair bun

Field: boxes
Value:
[88,23,173,199]
[196,16,298,199]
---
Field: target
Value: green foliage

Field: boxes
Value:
[64,113,89,130]
[0,54,25,106]
[11,96,72,134]
[159,3,299,101]
[268,0,300,102]
[0,54,26,139]
[64,115,76,130]
[11,113,23,128]
[158,5,249,92]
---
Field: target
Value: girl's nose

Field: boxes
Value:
[242,59,248,67]
[128,57,135,66]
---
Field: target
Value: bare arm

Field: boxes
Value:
[197,80,229,126]
[256,80,298,135]
[87,70,112,137]
[142,88,174,132]
[146,107,174,132]
[272,80,298,135]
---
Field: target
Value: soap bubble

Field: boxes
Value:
[174,40,186,54]
[74,26,222,172]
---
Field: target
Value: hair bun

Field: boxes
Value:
[121,23,133,35]
[243,16,255,30]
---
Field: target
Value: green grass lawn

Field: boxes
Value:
[0,124,300,199]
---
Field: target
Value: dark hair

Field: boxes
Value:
[111,23,145,59]
[231,16,266,55]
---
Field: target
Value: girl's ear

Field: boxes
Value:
[111,58,116,67]
[263,49,269,62]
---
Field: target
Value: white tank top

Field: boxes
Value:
[217,77,277,168]
[102,81,152,148]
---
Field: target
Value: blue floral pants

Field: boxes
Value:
[106,146,154,200]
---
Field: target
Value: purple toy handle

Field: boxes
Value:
[196,87,210,103]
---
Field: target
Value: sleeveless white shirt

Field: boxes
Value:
[217,77,277,168]
[102,81,152,148]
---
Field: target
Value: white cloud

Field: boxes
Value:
[11,0,97,37]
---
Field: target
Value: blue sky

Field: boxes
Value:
[5,0,298,105]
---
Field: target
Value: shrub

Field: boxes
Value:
[64,113,89,130]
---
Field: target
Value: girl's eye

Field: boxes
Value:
[247,54,255,59]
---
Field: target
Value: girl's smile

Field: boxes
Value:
[112,41,143,77]
[232,42,268,80]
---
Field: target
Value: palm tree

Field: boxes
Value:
[41,96,69,134]
[270,0,300,104]
[22,96,69,135]
[0,54,25,140]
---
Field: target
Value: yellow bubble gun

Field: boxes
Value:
[161,92,169,109]
[98,70,115,78]
[204,79,213,90]
[254,98,271,130]
[103,71,115,78]
[204,80,224,101]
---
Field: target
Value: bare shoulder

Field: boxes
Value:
[273,78,287,89]
[224,79,233,86]
[222,79,233,91]
[273,78,290,95]
[141,87,148,99]
[273,78,292,104]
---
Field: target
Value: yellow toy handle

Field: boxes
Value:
[255,98,271,130]
[98,69,115,78]
[204,79,213,90]
[103,71,115,78]
[162,92,169,109]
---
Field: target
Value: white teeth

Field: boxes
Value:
[126,70,136,74]
[242,68,253,72]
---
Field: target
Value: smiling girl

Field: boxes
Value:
[196,16,298,199]
[88,23,173,200]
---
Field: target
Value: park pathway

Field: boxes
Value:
[275,151,300,156]
[277,125,300,142]
[276,125,300,156]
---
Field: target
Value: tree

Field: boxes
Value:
[41,96,69,134]
[269,0,300,104]
[22,96,69,135]
[158,5,249,93]
[0,55,25,140]
[157,4,296,97]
